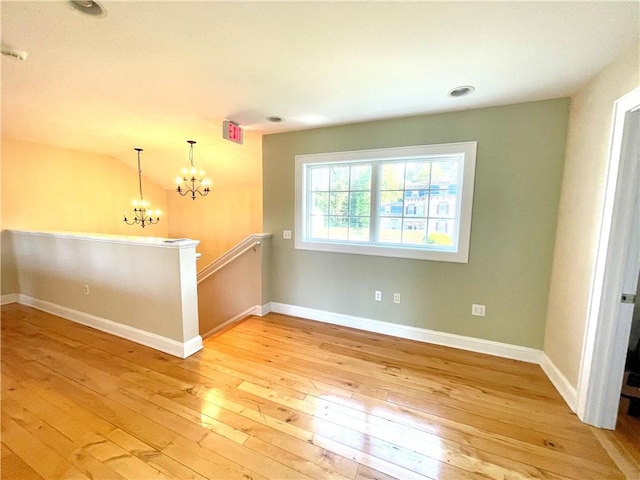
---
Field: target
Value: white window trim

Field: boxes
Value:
[294,141,477,263]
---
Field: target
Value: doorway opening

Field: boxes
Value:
[577,88,640,430]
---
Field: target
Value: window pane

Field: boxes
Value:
[311,167,330,192]
[380,163,405,190]
[349,192,370,216]
[402,219,427,245]
[379,191,403,216]
[431,160,459,185]
[433,198,456,218]
[309,215,328,239]
[348,217,370,241]
[312,192,328,215]
[403,190,426,217]
[350,164,372,191]
[330,166,350,191]
[328,216,348,239]
[330,192,348,216]
[378,217,402,243]
[427,219,455,246]
[405,161,431,188]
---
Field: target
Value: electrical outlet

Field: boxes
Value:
[393,293,401,304]
[375,290,382,301]
[283,230,292,240]
[84,284,90,295]
[472,304,486,316]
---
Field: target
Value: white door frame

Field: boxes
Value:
[577,86,640,428]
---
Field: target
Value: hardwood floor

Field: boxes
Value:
[615,405,640,465]
[0,303,627,479]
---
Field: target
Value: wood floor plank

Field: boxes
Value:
[1,414,88,479]
[1,442,44,480]
[1,304,626,480]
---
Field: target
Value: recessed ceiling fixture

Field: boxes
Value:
[123,148,161,228]
[176,140,211,201]
[68,0,106,17]
[1,43,28,61]
[448,86,475,98]
[266,116,284,123]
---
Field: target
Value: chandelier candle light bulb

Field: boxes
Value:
[123,148,160,228]
[176,140,211,200]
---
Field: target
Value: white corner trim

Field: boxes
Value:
[200,305,263,340]
[16,295,202,359]
[538,354,578,412]
[182,335,204,358]
[257,303,272,316]
[1,294,19,305]
[269,302,543,364]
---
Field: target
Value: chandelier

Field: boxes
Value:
[176,140,210,200]
[123,148,160,228]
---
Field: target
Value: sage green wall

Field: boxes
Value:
[263,99,569,348]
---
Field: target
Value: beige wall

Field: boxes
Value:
[167,186,263,269]
[167,129,263,269]
[1,135,264,288]
[1,138,170,295]
[544,44,640,386]
[197,242,263,337]
[1,138,168,237]
[8,230,200,346]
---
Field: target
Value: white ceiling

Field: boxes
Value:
[1,1,639,189]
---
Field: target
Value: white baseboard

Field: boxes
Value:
[267,302,543,364]
[16,295,202,359]
[201,305,264,339]
[1,293,18,305]
[540,353,577,412]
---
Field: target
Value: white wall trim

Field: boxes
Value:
[268,302,543,364]
[1,294,18,305]
[16,295,202,359]
[200,305,264,340]
[540,353,578,412]
[578,86,640,428]
[7,229,200,249]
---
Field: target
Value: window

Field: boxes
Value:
[295,142,477,262]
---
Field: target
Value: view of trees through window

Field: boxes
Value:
[308,158,460,248]
[310,163,372,241]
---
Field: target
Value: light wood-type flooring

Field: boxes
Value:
[0,303,632,479]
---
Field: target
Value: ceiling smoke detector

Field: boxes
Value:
[266,116,284,123]
[448,86,475,98]
[68,0,107,17]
